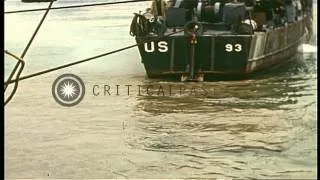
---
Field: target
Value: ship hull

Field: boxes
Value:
[136,15,311,81]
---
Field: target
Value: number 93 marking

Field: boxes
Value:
[225,44,242,52]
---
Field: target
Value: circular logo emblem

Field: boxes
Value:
[52,74,85,107]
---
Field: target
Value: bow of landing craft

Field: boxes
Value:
[130,0,313,81]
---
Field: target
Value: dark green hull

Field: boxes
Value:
[136,16,312,81]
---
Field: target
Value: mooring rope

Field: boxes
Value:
[4,0,55,105]
[5,0,54,91]
[4,0,182,106]
[4,50,25,106]
[130,13,151,37]
[5,29,184,86]
[5,0,151,14]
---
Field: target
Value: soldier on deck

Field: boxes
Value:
[150,0,168,18]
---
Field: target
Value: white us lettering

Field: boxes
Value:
[144,41,168,53]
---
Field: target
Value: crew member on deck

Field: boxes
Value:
[151,0,168,18]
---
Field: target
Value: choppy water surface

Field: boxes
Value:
[5,0,317,179]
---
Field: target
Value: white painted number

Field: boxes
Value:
[225,43,242,52]
[234,44,242,52]
[225,44,233,52]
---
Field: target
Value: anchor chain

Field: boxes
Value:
[182,22,202,82]
[189,29,197,80]
[190,25,198,44]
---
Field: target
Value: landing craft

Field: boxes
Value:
[130,0,313,81]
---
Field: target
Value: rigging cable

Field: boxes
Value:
[4,0,55,105]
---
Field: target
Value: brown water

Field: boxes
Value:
[5,0,317,179]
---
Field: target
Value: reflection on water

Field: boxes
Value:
[136,54,316,113]
[5,0,317,179]
[128,54,317,179]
